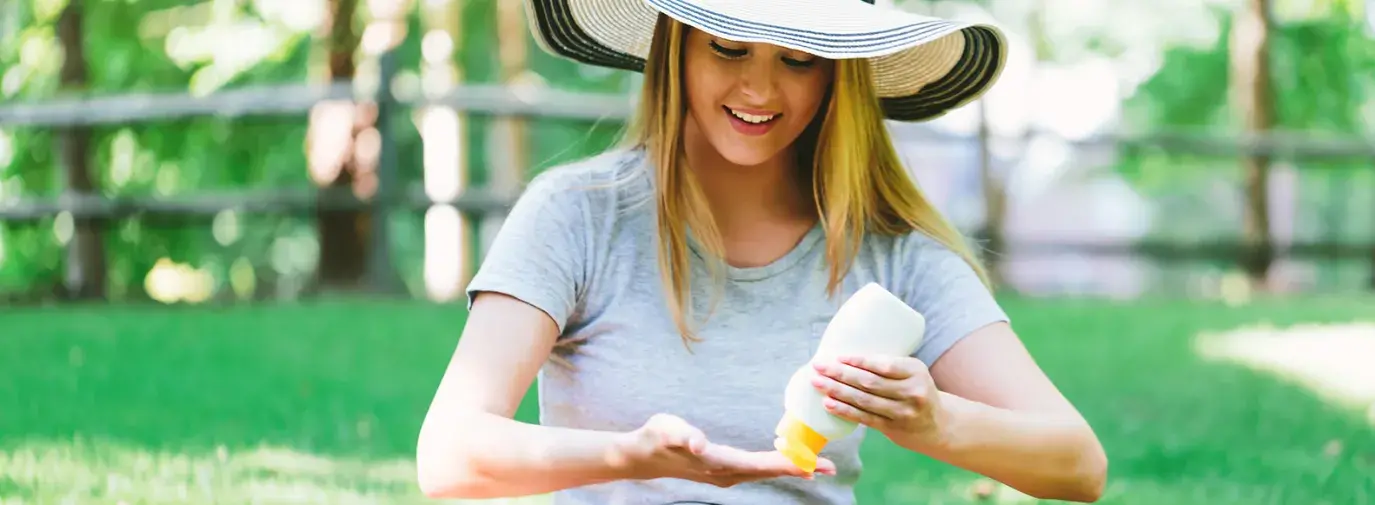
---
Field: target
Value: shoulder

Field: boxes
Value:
[864,227,981,280]
[862,228,1007,366]
[465,148,649,329]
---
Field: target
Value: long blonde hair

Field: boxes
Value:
[621,15,991,346]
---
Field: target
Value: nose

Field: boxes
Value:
[737,56,776,104]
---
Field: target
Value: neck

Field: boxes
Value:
[681,117,814,234]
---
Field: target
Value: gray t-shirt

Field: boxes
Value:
[466,147,1009,505]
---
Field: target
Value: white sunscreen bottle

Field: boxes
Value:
[773,282,927,472]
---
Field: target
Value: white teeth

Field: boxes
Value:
[729,108,776,124]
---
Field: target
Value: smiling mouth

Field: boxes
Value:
[724,106,780,124]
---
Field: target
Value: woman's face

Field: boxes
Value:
[682,28,835,168]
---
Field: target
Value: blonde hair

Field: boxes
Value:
[621,15,991,347]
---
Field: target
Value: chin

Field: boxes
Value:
[705,127,790,168]
[685,109,797,168]
[712,143,781,167]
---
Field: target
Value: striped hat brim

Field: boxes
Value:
[525,0,1008,122]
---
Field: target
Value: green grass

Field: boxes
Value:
[2,294,1373,504]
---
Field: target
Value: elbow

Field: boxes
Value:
[417,479,483,501]
[1077,436,1109,502]
[1014,435,1107,503]
[1042,439,1109,503]
[416,453,491,500]
[1054,468,1106,503]
[416,466,462,499]
[415,453,467,499]
[416,473,459,500]
[415,430,496,499]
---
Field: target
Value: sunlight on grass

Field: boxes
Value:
[1195,322,1375,423]
[0,438,550,505]
[7,296,1374,504]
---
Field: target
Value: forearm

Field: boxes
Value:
[416,410,636,499]
[903,393,1107,502]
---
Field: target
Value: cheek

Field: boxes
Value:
[683,60,726,113]
[784,76,830,124]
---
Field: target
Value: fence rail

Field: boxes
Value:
[8,82,1375,159]
[0,186,513,221]
[0,82,633,126]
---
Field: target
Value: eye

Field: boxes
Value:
[783,56,817,69]
[708,40,747,59]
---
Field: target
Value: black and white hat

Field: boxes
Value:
[525,0,1008,122]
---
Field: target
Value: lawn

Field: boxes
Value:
[2,294,1373,504]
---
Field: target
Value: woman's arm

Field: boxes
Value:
[416,292,827,498]
[919,322,1107,502]
[811,321,1106,502]
[415,292,638,498]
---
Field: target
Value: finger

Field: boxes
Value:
[821,396,888,428]
[675,432,710,456]
[813,360,905,400]
[686,435,708,455]
[704,446,812,478]
[811,374,906,420]
[814,457,838,476]
[837,354,922,380]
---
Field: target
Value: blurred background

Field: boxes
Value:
[1,0,1373,503]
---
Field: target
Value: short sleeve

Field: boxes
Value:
[899,233,1010,367]
[465,171,588,334]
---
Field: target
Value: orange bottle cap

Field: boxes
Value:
[774,413,829,473]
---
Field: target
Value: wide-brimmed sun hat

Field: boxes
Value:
[524,0,1008,122]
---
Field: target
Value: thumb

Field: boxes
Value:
[814,456,838,476]
[654,414,709,454]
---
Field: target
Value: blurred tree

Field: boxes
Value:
[1119,1,1375,289]
[492,0,530,197]
[307,0,371,292]
[1230,0,1276,286]
[0,0,64,299]
[55,0,106,300]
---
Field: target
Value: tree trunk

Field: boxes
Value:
[495,0,530,191]
[309,0,370,292]
[975,99,1005,288]
[56,0,104,300]
[1230,0,1275,288]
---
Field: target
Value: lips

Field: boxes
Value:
[723,106,780,136]
[724,105,780,125]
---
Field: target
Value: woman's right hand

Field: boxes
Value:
[615,413,836,488]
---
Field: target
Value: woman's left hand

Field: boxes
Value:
[810,355,948,449]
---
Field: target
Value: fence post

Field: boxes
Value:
[55,0,105,300]
[481,0,532,270]
[974,99,1005,289]
[1230,0,1276,288]
[310,0,369,293]
[368,47,403,294]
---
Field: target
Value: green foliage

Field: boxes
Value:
[1121,7,1375,155]
[0,0,323,300]
[1,1,64,294]
[1113,6,1375,246]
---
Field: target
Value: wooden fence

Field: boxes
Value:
[3,68,1375,300]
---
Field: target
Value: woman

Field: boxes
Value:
[417,0,1108,503]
